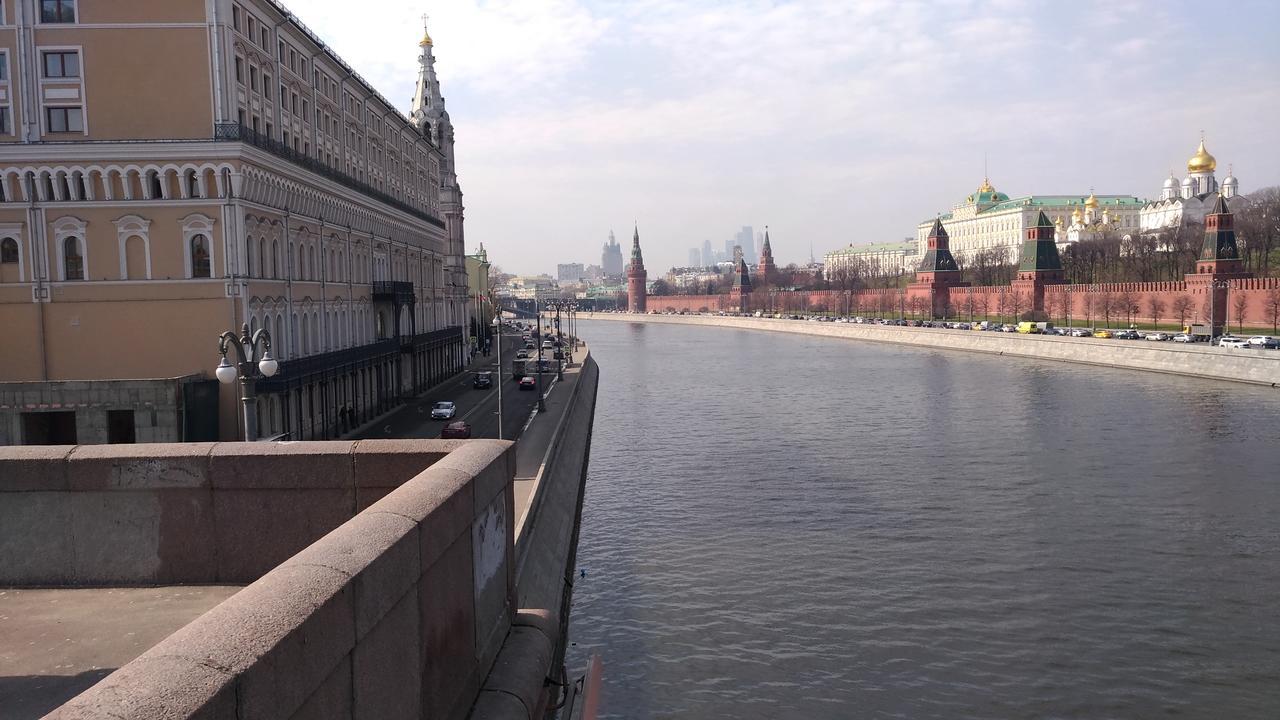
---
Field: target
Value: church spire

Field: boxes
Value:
[410,14,445,135]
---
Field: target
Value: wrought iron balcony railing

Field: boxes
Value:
[214,122,445,229]
[371,280,416,304]
[256,338,399,390]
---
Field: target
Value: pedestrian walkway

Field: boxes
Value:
[513,341,589,533]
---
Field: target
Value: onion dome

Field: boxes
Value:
[1084,192,1099,209]
[1163,174,1178,190]
[1071,207,1083,222]
[1187,139,1216,173]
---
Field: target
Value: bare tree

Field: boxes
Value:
[976,293,991,321]
[1146,295,1167,328]
[961,293,977,321]
[1265,288,1280,332]
[1117,289,1139,326]
[1171,295,1194,328]
[1098,290,1116,327]
[1232,292,1248,333]
[1010,291,1028,321]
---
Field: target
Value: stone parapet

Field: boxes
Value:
[32,439,517,720]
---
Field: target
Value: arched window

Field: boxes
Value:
[186,170,199,198]
[147,170,163,199]
[0,238,16,264]
[191,234,211,278]
[64,236,84,280]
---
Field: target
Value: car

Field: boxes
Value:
[1219,336,1249,348]
[472,372,493,389]
[1115,329,1142,340]
[515,349,530,359]
[1146,332,1171,341]
[1093,330,1113,339]
[430,401,456,420]
[1069,328,1091,337]
[1172,333,1194,343]
[440,421,472,439]
[518,376,536,391]
[1001,324,1018,333]
[1247,335,1280,349]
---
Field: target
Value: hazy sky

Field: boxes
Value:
[301,0,1280,275]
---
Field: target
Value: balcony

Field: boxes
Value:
[213,122,445,230]
[372,280,415,304]
[256,338,398,391]
[401,326,463,351]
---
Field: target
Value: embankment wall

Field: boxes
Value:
[584,314,1280,388]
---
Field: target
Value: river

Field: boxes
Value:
[567,318,1280,719]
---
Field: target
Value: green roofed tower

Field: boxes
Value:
[1017,211,1064,277]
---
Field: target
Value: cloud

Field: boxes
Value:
[281,0,1280,274]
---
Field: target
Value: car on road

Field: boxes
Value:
[1172,333,1194,343]
[1248,335,1280,349]
[518,376,536,390]
[1219,335,1250,348]
[515,349,530,359]
[440,421,472,439]
[430,401,456,420]
[1068,328,1091,337]
[1093,329,1114,339]
[1145,331,1172,341]
[1114,329,1142,340]
[472,372,493,389]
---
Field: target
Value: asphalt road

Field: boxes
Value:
[352,329,560,441]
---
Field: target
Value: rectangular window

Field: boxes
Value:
[260,28,268,49]
[0,54,8,81]
[235,57,243,84]
[249,65,257,91]
[291,92,298,114]
[263,74,271,100]
[40,0,75,23]
[42,50,80,78]
[232,5,241,31]
[46,106,83,133]
[266,122,273,138]
[0,107,11,135]
[289,49,296,72]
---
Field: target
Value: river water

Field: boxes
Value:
[567,319,1280,719]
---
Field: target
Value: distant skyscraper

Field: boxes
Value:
[688,248,702,267]
[723,237,735,261]
[736,226,756,264]
[755,231,765,260]
[602,230,624,277]
[702,240,714,267]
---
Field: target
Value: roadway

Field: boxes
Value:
[352,327,563,441]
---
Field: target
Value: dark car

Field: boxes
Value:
[518,376,536,391]
[472,372,493,389]
[441,421,471,439]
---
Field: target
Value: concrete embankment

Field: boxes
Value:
[585,314,1280,388]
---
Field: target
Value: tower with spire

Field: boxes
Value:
[409,16,467,330]
[627,225,648,313]
[731,257,753,312]
[757,226,777,284]
[908,218,967,318]
[1010,211,1065,315]
[1184,193,1251,336]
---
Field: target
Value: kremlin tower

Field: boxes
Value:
[627,225,647,313]
[757,227,777,284]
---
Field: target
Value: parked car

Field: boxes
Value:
[1069,328,1092,337]
[518,376,536,391]
[1145,332,1171,341]
[472,372,493,389]
[1115,329,1142,340]
[1001,324,1018,333]
[1172,333,1194,343]
[440,420,472,439]
[1247,335,1280,349]
[430,401,456,420]
[1093,329,1114,339]
[1219,336,1250,348]
[515,350,530,359]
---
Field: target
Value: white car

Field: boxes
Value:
[1172,333,1194,343]
[430,401,456,420]
[1218,336,1249,349]
[1145,331,1171,341]
[1248,335,1279,349]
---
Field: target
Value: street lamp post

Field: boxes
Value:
[534,299,545,412]
[492,311,504,440]
[216,323,279,441]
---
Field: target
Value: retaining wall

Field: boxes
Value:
[584,314,1280,388]
[3,439,518,720]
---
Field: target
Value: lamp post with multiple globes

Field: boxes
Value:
[215,323,279,441]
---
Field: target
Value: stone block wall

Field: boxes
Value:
[25,439,518,720]
[0,376,195,446]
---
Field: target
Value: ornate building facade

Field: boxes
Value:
[823,239,919,279]
[916,178,1144,264]
[1139,138,1242,233]
[0,0,468,444]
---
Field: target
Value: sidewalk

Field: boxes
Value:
[513,342,589,529]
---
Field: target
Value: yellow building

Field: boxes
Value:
[0,0,468,444]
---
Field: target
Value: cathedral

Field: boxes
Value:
[1139,137,1241,234]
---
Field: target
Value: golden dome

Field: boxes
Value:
[1071,207,1083,221]
[1084,192,1099,208]
[419,30,433,47]
[1187,139,1216,173]
[978,177,995,193]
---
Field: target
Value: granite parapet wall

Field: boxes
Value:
[32,439,517,720]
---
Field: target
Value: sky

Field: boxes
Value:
[299,0,1280,275]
